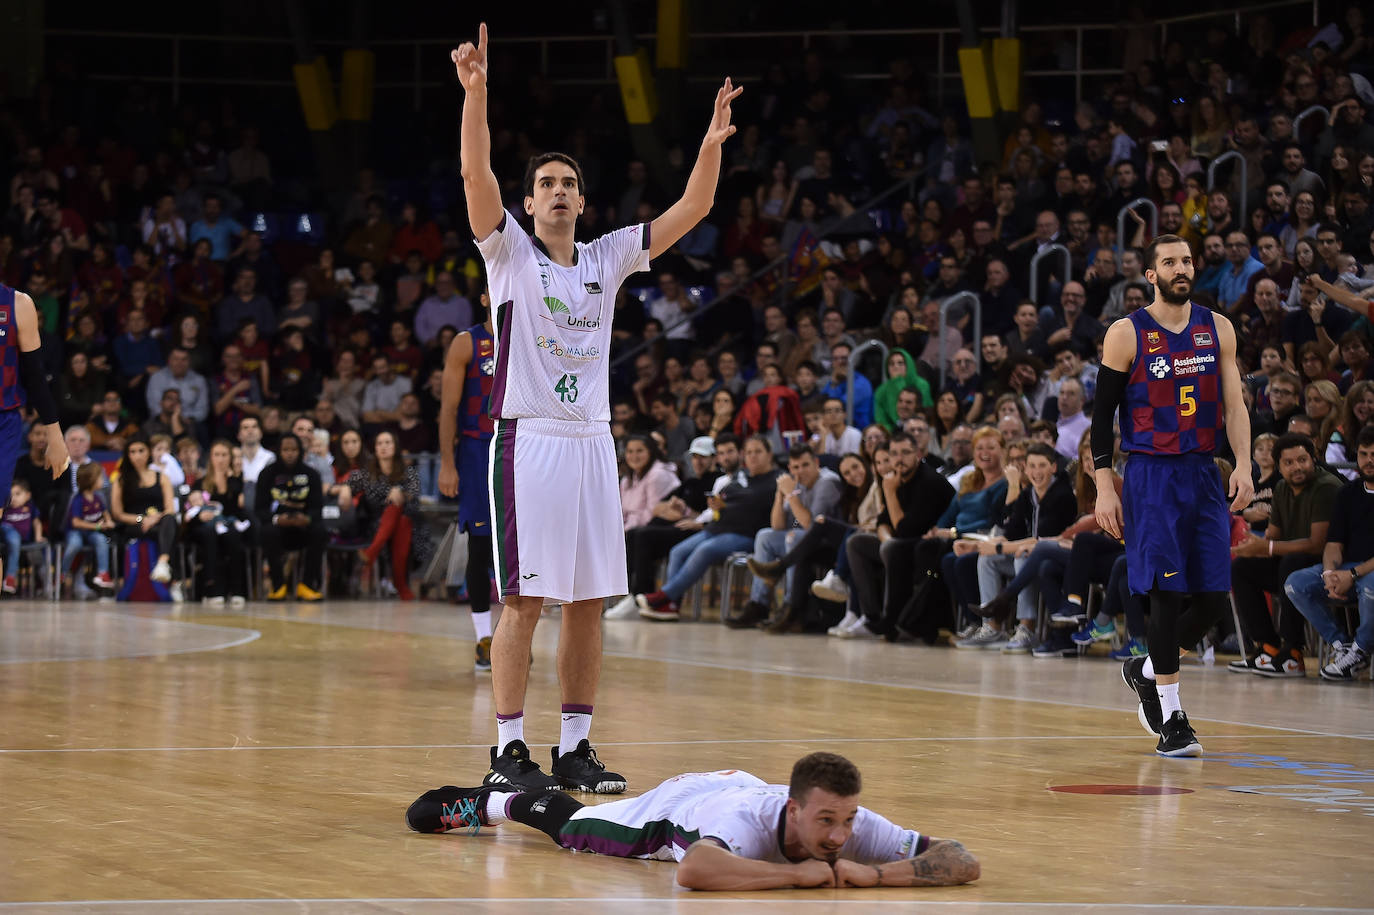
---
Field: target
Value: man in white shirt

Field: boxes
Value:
[817,398,861,456]
[406,751,980,891]
[1054,377,1090,462]
[236,415,275,508]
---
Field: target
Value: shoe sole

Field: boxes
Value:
[811,586,847,603]
[556,778,628,794]
[1319,670,1356,681]
[1031,650,1076,658]
[1121,663,1162,736]
[1251,668,1305,678]
[638,612,680,622]
[1156,741,1203,757]
[1227,663,1257,673]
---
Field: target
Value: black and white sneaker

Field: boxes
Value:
[1227,652,1264,673]
[1156,711,1203,757]
[1121,656,1162,735]
[405,784,506,834]
[551,739,627,793]
[1320,643,1369,681]
[483,740,559,791]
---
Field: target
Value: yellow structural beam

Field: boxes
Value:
[340,49,375,122]
[656,0,688,69]
[957,43,999,119]
[293,56,338,132]
[614,48,659,125]
[992,38,1021,114]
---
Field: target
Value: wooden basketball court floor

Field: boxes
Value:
[1,597,1371,914]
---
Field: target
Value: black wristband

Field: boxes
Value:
[18,349,59,426]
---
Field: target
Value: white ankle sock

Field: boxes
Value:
[1156,682,1181,717]
[472,610,492,641]
[496,712,524,753]
[484,792,513,825]
[1142,656,1156,680]
[559,705,593,753]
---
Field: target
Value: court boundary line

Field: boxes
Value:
[0,625,261,665]
[0,899,1367,911]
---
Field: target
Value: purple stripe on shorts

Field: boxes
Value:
[504,795,516,819]
[489,300,514,415]
[561,704,594,715]
[500,422,520,592]
[495,709,523,722]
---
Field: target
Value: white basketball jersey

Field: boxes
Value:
[477,210,650,423]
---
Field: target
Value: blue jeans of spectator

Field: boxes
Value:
[946,550,982,615]
[662,530,753,603]
[2,526,20,579]
[749,527,801,606]
[63,529,112,576]
[1285,563,1374,650]
[976,553,1037,622]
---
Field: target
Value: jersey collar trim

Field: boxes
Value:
[532,234,579,266]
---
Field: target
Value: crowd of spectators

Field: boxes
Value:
[2,10,1373,678]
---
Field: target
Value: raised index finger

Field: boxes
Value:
[478,22,488,57]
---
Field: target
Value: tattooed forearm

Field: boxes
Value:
[905,839,981,886]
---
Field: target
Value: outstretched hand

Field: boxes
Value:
[1228,466,1254,513]
[451,22,489,93]
[703,78,743,147]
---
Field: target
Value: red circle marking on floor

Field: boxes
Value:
[1049,784,1195,795]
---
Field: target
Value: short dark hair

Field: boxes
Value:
[789,752,861,802]
[746,433,774,453]
[652,391,677,408]
[1026,442,1059,464]
[1144,233,1190,271]
[888,431,917,449]
[523,152,585,197]
[714,432,741,450]
[1028,419,1058,440]
[1357,424,1374,448]
[787,442,817,461]
[1274,432,1316,460]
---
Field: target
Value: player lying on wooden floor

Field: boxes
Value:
[405,751,980,890]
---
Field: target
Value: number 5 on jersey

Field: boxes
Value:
[1179,384,1196,417]
[555,373,579,403]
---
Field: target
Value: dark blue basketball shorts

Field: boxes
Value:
[457,435,493,535]
[1122,451,1232,596]
[0,409,23,514]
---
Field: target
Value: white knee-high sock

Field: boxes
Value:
[1156,682,1181,717]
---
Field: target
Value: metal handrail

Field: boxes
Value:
[1116,198,1158,252]
[846,339,889,429]
[937,291,981,391]
[1207,151,1248,232]
[1028,244,1072,305]
[1292,104,1329,138]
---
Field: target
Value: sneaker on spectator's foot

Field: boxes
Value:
[1072,619,1117,645]
[952,619,981,643]
[1122,656,1163,736]
[483,740,558,791]
[1218,633,1240,655]
[267,584,287,601]
[1254,645,1305,678]
[725,600,770,630]
[169,583,185,603]
[1156,711,1203,757]
[638,598,680,622]
[295,582,322,602]
[1032,629,1078,658]
[604,595,638,620]
[810,570,848,603]
[1109,637,1149,660]
[1002,624,1036,653]
[977,592,1015,621]
[204,595,226,607]
[150,559,171,583]
[405,784,505,834]
[746,556,784,585]
[635,591,668,611]
[955,623,1008,650]
[1050,607,1088,626]
[230,595,247,607]
[92,572,114,592]
[474,636,492,672]
[551,740,627,794]
[834,617,882,639]
[1320,643,1368,681]
[1,575,14,595]
[827,610,860,636]
[1227,650,1266,673]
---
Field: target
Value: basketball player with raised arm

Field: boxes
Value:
[0,283,70,585]
[406,751,980,891]
[452,24,743,793]
[438,282,498,672]
[1091,234,1253,757]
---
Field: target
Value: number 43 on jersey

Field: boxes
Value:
[555,373,579,403]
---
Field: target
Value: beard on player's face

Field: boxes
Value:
[1154,270,1193,305]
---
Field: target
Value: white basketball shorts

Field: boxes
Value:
[488,417,627,604]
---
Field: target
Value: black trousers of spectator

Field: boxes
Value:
[625,521,694,594]
[847,534,950,638]
[260,523,327,589]
[1059,532,1125,615]
[467,533,493,614]
[185,520,248,598]
[118,517,180,575]
[1230,553,1319,652]
[773,517,848,573]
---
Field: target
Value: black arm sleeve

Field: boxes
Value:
[18,350,59,425]
[1091,365,1129,471]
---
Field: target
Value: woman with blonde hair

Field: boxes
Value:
[1303,380,1343,450]
[1326,380,1374,479]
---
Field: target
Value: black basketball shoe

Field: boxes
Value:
[405,784,506,834]
[1156,711,1203,757]
[551,739,628,793]
[483,740,559,791]
[1121,656,1163,735]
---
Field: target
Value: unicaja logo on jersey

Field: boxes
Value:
[544,296,569,315]
[543,296,601,330]
[1149,355,1171,379]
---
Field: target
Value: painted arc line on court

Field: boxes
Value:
[1048,784,1195,795]
[0,628,262,665]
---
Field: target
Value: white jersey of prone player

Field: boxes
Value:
[477,209,650,424]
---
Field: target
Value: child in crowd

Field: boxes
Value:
[2,480,46,595]
[64,462,116,598]
[150,434,184,487]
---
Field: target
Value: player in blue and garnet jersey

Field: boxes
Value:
[0,283,70,585]
[1091,235,1253,758]
[439,282,498,671]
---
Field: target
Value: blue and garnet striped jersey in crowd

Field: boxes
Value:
[1120,303,1223,456]
[459,323,496,440]
[0,284,23,412]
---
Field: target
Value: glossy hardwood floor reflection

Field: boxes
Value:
[0,599,1371,913]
